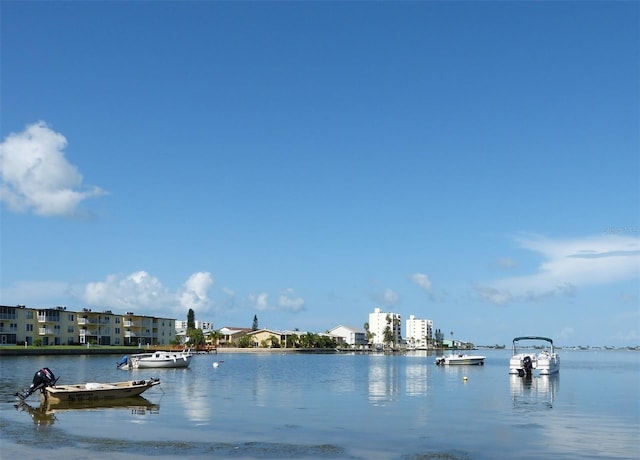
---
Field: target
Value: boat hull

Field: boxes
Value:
[120,351,193,369]
[43,378,160,403]
[509,336,560,376]
[135,357,191,369]
[509,353,560,376]
[436,354,486,366]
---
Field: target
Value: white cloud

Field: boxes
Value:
[476,233,640,305]
[178,272,214,311]
[0,121,106,216]
[249,292,269,311]
[411,273,432,292]
[81,270,214,316]
[382,288,399,306]
[83,271,171,311]
[278,288,306,312]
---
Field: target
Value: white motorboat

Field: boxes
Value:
[117,350,193,370]
[435,353,486,366]
[509,336,560,376]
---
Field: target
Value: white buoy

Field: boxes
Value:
[212,362,219,368]
[463,376,468,382]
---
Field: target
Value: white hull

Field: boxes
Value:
[509,336,560,376]
[509,352,559,375]
[119,351,193,370]
[436,354,486,366]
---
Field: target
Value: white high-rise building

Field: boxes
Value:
[368,307,402,347]
[405,315,433,349]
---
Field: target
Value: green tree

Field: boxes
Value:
[187,309,195,330]
[287,333,299,348]
[252,315,259,331]
[364,322,374,345]
[383,326,394,347]
[238,335,253,348]
[187,328,205,347]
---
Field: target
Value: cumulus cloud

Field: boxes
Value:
[83,271,170,310]
[249,292,269,311]
[247,289,306,313]
[476,233,640,305]
[278,288,306,312]
[0,121,106,216]
[411,273,432,292]
[178,272,214,311]
[81,271,214,316]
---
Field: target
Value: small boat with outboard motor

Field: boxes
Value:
[509,336,560,377]
[15,367,160,403]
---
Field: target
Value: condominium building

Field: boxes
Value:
[175,320,215,336]
[0,305,176,347]
[368,307,402,347]
[405,314,433,349]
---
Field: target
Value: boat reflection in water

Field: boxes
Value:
[14,396,159,426]
[510,374,559,409]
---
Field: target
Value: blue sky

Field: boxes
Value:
[1,1,638,347]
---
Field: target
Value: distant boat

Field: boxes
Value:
[509,336,560,377]
[117,350,193,370]
[435,353,486,366]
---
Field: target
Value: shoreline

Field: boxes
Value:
[0,345,338,357]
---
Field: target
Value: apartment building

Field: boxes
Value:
[405,314,434,349]
[0,305,176,347]
[368,307,402,347]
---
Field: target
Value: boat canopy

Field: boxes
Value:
[512,336,553,345]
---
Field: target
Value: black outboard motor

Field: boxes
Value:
[517,356,534,377]
[15,368,58,400]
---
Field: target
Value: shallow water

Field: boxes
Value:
[1,349,638,459]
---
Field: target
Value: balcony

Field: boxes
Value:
[38,327,54,335]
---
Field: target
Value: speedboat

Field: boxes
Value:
[435,353,486,366]
[509,336,560,376]
[15,367,161,403]
[117,350,193,369]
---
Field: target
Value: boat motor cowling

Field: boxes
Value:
[522,355,533,377]
[15,368,58,400]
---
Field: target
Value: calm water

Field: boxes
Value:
[0,349,638,459]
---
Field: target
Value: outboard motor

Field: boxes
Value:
[15,368,57,400]
[522,355,533,377]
